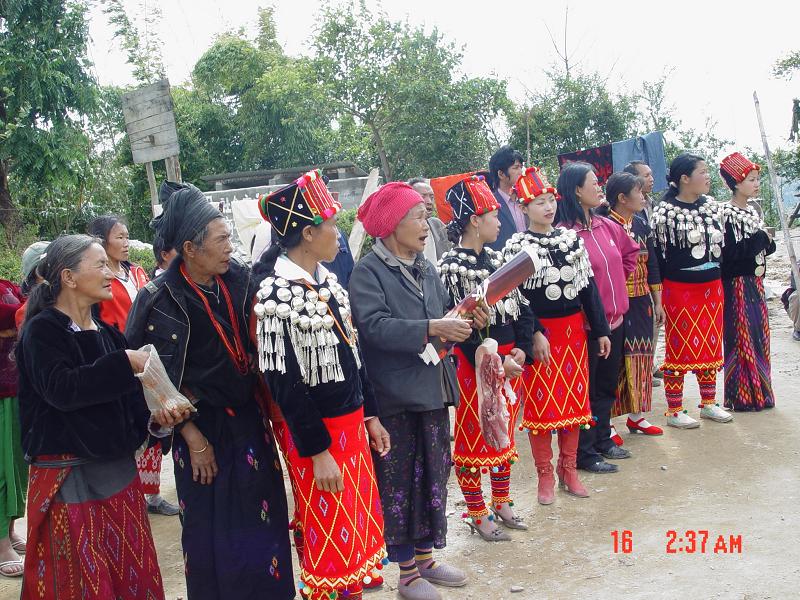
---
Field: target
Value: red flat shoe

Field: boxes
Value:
[363,574,384,592]
[610,425,624,446]
[626,417,663,436]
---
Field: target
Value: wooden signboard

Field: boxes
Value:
[121,79,180,164]
[121,79,182,215]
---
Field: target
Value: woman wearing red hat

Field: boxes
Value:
[718,152,776,411]
[508,167,609,502]
[434,173,535,542]
[253,170,388,600]
[350,182,482,600]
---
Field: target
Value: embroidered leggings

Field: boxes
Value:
[455,464,513,519]
[663,369,718,413]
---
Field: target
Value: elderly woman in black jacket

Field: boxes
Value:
[15,234,186,599]
[349,182,486,600]
[126,183,294,600]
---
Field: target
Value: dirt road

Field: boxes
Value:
[3,236,798,600]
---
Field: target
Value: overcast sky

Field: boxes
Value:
[86,0,800,159]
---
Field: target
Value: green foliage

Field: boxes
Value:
[102,0,165,83]
[190,15,334,171]
[508,68,637,162]
[0,244,22,281]
[0,0,99,238]
[335,207,374,256]
[0,223,39,281]
[773,50,800,79]
[6,0,794,255]
[312,1,510,181]
[128,245,156,275]
[336,207,357,238]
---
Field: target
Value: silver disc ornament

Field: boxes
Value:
[545,284,562,301]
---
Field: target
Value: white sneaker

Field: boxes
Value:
[666,411,700,429]
[700,404,734,423]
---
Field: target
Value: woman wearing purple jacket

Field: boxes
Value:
[556,162,639,474]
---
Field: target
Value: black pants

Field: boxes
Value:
[577,324,625,468]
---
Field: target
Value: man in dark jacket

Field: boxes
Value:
[126,182,294,600]
[486,145,526,251]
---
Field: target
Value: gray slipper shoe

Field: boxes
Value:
[416,562,467,587]
[397,576,442,600]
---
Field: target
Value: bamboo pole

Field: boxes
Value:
[145,162,159,217]
[753,91,800,287]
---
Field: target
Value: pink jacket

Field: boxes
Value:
[564,215,639,330]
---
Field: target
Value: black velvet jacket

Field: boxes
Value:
[721,225,776,279]
[126,256,256,404]
[16,307,149,460]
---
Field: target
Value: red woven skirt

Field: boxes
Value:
[521,312,592,431]
[662,278,723,373]
[452,343,520,468]
[22,456,164,600]
[285,408,386,596]
[135,444,162,495]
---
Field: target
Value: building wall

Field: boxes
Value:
[203,175,379,209]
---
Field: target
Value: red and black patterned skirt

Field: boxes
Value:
[285,409,386,597]
[662,278,723,373]
[521,311,593,431]
[452,343,520,468]
[22,455,164,600]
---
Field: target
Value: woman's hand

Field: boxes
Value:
[532,331,551,366]
[470,304,490,330]
[181,423,218,485]
[502,354,523,379]
[152,407,192,429]
[126,349,150,374]
[312,450,344,493]
[428,318,472,343]
[597,336,612,359]
[365,418,391,457]
[653,302,666,326]
[508,347,526,366]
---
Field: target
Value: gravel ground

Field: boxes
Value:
[2,232,799,600]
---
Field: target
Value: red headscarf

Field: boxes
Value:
[357,182,424,239]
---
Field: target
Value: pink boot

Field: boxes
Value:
[556,429,589,498]
[529,431,555,505]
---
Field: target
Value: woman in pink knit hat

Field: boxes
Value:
[349,182,485,600]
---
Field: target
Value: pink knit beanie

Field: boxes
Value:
[357,182,424,239]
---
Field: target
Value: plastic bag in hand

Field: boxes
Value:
[475,338,511,451]
[135,345,196,414]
